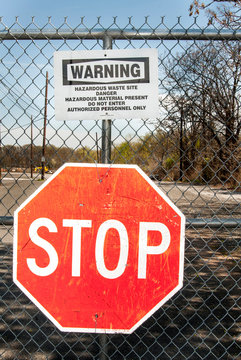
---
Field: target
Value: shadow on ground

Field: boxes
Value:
[0,227,240,359]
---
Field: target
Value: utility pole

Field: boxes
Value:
[41,71,48,180]
[179,106,184,182]
[0,120,1,185]
[30,115,33,178]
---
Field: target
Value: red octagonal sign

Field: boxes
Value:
[13,164,185,334]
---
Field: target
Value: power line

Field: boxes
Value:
[1,117,44,134]
[1,77,41,113]
[0,88,38,118]
[0,79,41,114]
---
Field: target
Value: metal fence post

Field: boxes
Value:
[101,35,112,164]
[98,33,113,360]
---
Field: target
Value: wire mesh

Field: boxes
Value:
[0,17,240,359]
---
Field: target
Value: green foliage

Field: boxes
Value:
[164,157,175,170]
[195,138,201,150]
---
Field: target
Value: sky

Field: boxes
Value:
[1,0,208,28]
[0,1,210,150]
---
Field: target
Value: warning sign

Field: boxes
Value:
[54,49,159,121]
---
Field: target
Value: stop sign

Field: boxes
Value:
[13,163,185,334]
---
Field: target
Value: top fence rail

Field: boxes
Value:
[1,28,241,40]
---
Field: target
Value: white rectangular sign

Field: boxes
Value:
[54,49,159,121]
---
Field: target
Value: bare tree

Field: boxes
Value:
[189,0,241,27]
[164,41,241,185]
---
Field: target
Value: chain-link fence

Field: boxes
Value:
[0,17,240,359]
